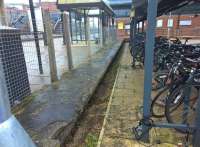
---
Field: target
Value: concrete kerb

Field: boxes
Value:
[55,40,126,146]
[16,40,126,147]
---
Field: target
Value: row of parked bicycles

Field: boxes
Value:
[130,34,200,134]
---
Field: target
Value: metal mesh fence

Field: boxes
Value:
[0,26,31,107]
[0,6,118,107]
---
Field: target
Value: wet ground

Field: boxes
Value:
[65,40,124,147]
[99,43,188,147]
[16,41,122,147]
[64,43,190,147]
[22,38,101,92]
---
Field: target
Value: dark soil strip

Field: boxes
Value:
[65,43,126,147]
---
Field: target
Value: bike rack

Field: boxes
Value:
[131,0,200,146]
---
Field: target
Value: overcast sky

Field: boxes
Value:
[5,0,56,4]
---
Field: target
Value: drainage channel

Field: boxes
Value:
[65,43,127,147]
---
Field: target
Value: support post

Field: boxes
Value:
[41,8,48,46]
[75,14,78,43]
[137,22,140,33]
[0,48,36,147]
[43,10,58,82]
[63,12,73,70]
[69,12,73,44]
[142,0,158,142]
[0,0,7,26]
[61,12,66,45]
[85,16,90,47]
[131,15,137,67]
[99,10,103,47]
[80,19,83,41]
[29,0,43,74]
[102,11,106,45]
[193,90,200,147]
[142,21,144,32]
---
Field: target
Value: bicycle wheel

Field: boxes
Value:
[165,85,198,133]
[151,86,169,118]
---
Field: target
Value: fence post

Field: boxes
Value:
[29,0,43,74]
[43,10,58,82]
[0,0,7,26]
[63,12,73,70]
[41,8,48,46]
[99,11,103,47]
[86,16,91,47]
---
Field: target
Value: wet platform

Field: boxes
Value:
[15,41,123,147]
[98,43,183,147]
[22,38,101,92]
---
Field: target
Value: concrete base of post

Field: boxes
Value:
[0,115,36,147]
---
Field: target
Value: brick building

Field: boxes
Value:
[155,14,200,38]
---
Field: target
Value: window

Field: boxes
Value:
[156,19,163,27]
[167,19,173,27]
[179,20,192,26]
[125,24,130,30]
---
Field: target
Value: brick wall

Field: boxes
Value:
[115,17,130,40]
[115,14,200,39]
[155,14,200,38]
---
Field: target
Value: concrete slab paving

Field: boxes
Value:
[15,41,123,147]
[22,38,101,92]
[98,43,183,147]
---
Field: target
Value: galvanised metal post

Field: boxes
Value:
[84,10,87,44]
[0,54,36,147]
[142,0,158,142]
[142,21,144,32]
[80,18,83,41]
[193,89,200,147]
[69,12,73,44]
[130,17,134,51]
[61,12,66,45]
[0,0,7,26]
[75,13,78,43]
[29,0,43,74]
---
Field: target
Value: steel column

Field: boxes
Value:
[69,12,73,44]
[193,90,200,147]
[142,21,145,32]
[84,10,87,44]
[29,0,43,74]
[0,0,7,26]
[0,47,36,147]
[75,13,78,43]
[131,16,137,67]
[142,0,158,142]
[61,12,66,45]
[0,58,11,123]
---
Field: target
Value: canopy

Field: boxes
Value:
[57,0,115,16]
[132,0,200,21]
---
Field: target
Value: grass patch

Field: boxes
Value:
[85,133,98,147]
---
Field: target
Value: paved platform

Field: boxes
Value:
[15,41,123,147]
[22,38,101,92]
[98,43,182,147]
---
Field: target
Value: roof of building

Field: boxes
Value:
[133,0,200,21]
[57,0,114,16]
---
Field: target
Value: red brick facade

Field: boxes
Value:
[156,15,200,38]
[115,14,200,39]
[116,18,130,40]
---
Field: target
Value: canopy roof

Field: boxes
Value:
[133,0,200,21]
[57,0,115,16]
[172,2,200,14]
[108,0,131,9]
